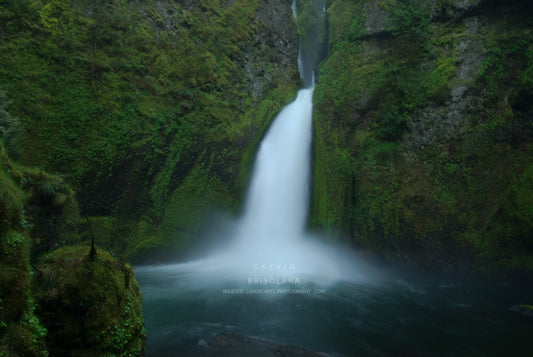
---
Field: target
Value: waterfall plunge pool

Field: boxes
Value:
[135,261,533,357]
[134,81,532,357]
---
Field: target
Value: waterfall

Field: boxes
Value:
[199,0,345,283]
[235,0,326,248]
[235,87,314,252]
[235,0,326,250]
[197,80,342,282]
[150,0,361,285]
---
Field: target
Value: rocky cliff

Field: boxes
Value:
[312,0,533,277]
[0,0,300,262]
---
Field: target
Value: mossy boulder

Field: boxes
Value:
[33,246,145,357]
[1,144,80,257]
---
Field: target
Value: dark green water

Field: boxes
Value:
[135,262,533,357]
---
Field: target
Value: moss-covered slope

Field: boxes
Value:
[312,0,533,277]
[0,0,300,262]
[2,119,145,355]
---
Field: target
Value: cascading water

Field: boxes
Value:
[183,0,350,283]
[234,86,315,252]
[213,84,346,283]
[139,0,355,285]
[135,2,533,355]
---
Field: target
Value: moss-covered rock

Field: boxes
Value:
[0,230,48,357]
[2,98,143,356]
[1,147,48,356]
[312,0,533,278]
[21,167,80,257]
[33,245,145,357]
[1,142,80,257]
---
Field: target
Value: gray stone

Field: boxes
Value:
[241,0,299,99]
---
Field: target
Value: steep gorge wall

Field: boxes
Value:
[312,0,533,277]
[0,0,300,261]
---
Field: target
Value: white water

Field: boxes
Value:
[210,85,349,283]
[156,86,357,286]
[138,0,368,286]
[235,87,314,251]
[138,84,366,285]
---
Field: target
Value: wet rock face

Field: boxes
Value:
[312,0,533,276]
[432,0,484,19]
[352,0,488,39]
[407,15,487,151]
[242,0,299,99]
[362,0,388,36]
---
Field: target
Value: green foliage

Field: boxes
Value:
[426,55,456,99]
[312,0,533,276]
[0,91,17,142]
[99,298,145,356]
[33,246,145,357]
[0,0,299,260]
[326,0,360,44]
[0,227,48,356]
[479,48,506,105]
[0,0,40,31]
[382,0,432,44]
[512,164,533,224]
[1,133,103,356]
[375,104,409,141]
[347,9,367,42]
[0,168,26,232]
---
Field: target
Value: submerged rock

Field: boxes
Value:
[510,304,533,317]
[204,332,329,357]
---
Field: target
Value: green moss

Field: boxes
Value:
[1,0,300,260]
[327,0,360,44]
[312,0,533,276]
[2,138,146,355]
[0,228,48,356]
[382,0,432,43]
[512,164,533,224]
[426,55,456,99]
[0,174,26,233]
[0,145,57,355]
[79,216,115,250]
[33,246,145,356]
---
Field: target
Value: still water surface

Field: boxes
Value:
[136,263,532,356]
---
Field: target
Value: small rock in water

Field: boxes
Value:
[510,304,533,317]
[207,332,330,356]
